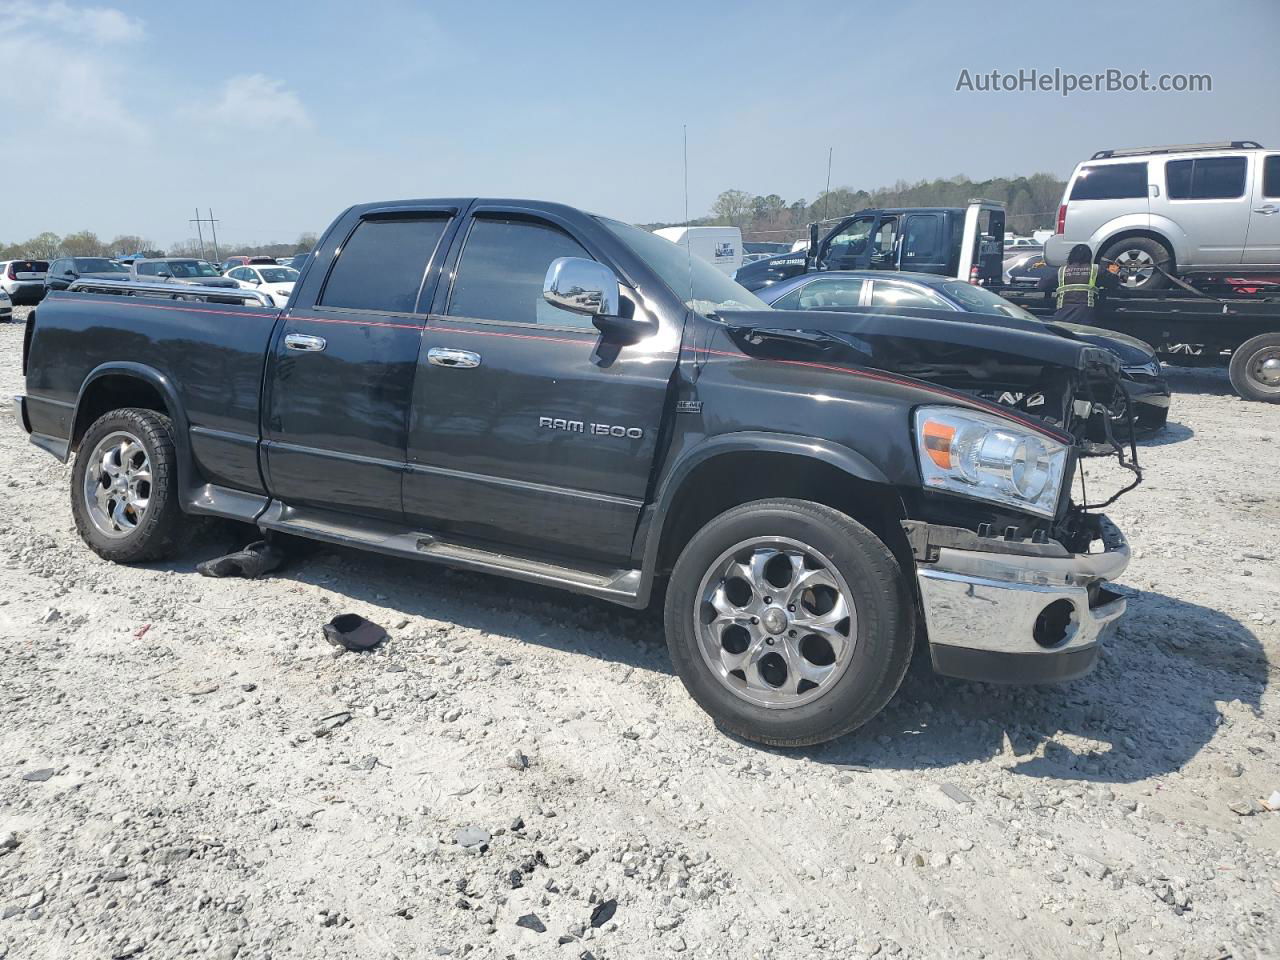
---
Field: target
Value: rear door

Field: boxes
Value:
[1243,153,1280,267]
[1159,153,1252,265]
[404,206,676,565]
[1065,161,1149,243]
[900,213,947,274]
[261,207,461,521]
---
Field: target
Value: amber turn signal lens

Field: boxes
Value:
[921,420,955,469]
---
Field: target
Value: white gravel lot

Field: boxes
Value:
[0,307,1277,960]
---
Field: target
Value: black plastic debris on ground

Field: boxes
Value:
[515,913,546,933]
[589,898,617,928]
[196,540,284,579]
[323,614,388,652]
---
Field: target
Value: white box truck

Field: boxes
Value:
[652,226,743,276]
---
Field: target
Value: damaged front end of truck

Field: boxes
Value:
[718,308,1141,684]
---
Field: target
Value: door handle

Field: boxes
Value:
[284,333,326,352]
[1254,204,1279,215]
[428,347,481,368]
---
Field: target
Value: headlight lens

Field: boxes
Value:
[914,406,1068,517]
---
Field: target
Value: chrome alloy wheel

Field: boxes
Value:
[1113,248,1157,287]
[82,431,153,538]
[695,537,856,709]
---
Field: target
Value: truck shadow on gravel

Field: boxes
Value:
[800,589,1267,784]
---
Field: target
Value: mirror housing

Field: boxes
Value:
[542,257,656,343]
[543,256,619,316]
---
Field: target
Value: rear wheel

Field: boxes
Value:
[1100,237,1171,291]
[71,408,184,562]
[1229,332,1280,403]
[664,499,914,746]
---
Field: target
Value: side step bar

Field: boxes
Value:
[256,500,644,606]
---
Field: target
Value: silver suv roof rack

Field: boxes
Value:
[1091,140,1263,160]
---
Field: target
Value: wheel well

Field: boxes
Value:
[1098,230,1175,267]
[656,452,910,576]
[72,375,169,452]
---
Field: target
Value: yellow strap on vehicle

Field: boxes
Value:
[1056,264,1098,309]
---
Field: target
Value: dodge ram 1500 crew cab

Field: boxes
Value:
[16,198,1139,746]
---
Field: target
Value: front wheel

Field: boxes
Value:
[664,499,915,746]
[1229,332,1280,402]
[70,408,184,562]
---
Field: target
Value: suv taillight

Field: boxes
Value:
[1056,204,1067,234]
[5,264,15,280]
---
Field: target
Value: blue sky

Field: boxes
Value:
[2,0,1277,246]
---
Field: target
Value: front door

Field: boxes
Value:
[262,210,458,520]
[1243,153,1280,267]
[819,216,876,270]
[404,208,677,566]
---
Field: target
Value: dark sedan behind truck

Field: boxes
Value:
[758,269,1171,430]
[17,197,1141,747]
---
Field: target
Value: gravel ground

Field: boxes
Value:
[0,307,1277,960]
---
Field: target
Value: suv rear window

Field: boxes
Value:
[8,261,48,273]
[1165,156,1247,200]
[1069,162,1148,201]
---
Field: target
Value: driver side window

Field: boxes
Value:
[822,218,874,268]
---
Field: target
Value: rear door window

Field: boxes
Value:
[320,216,451,314]
[869,281,953,309]
[446,217,595,328]
[902,214,941,264]
[1069,162,1148,200]
[1166,156,1248,200]
[1264,155,1280,198]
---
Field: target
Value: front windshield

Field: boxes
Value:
[258,267,298,283]
[167,261,220,278]
[77,258,126,273]
[596,217,768,317]
[937,280,1038,321]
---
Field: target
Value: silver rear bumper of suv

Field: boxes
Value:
[912,515,1129,683]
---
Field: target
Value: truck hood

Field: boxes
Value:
[718,307,1127,442]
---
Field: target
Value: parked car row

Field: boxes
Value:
[0,253,304,309]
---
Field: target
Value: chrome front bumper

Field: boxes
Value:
[914,515,1129,683]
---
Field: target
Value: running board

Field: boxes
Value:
[256,501,644,606]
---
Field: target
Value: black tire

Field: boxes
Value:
[1229,332,1280,403]
[71,408,184,563]
[663,499,915,747]
[1100,236,1172,291]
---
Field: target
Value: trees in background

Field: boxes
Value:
[0,231,319,261]
[647,173,1068,241]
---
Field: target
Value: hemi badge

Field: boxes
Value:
[676,400,702,414]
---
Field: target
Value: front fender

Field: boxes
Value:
[631,431,896,602]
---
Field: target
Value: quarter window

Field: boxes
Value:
[447,218,595,328]
[1069,162,1148,200]
[320,216,450,313]
[1165,156,1247,200]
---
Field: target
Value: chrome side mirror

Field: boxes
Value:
[543,256,619,317]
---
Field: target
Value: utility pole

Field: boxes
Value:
[188,209,222,262]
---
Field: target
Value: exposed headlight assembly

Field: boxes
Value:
[914,406,1068,518]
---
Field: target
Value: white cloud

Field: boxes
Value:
[209,74,312,130]
[0,1,144,43]
[0,3,147,140]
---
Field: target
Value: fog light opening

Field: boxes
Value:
[1033,599,1077,648]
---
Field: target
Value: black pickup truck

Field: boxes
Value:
[15,198,1137,746]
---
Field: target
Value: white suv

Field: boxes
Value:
[0,260,50,305]
[1048,141,1280,290]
